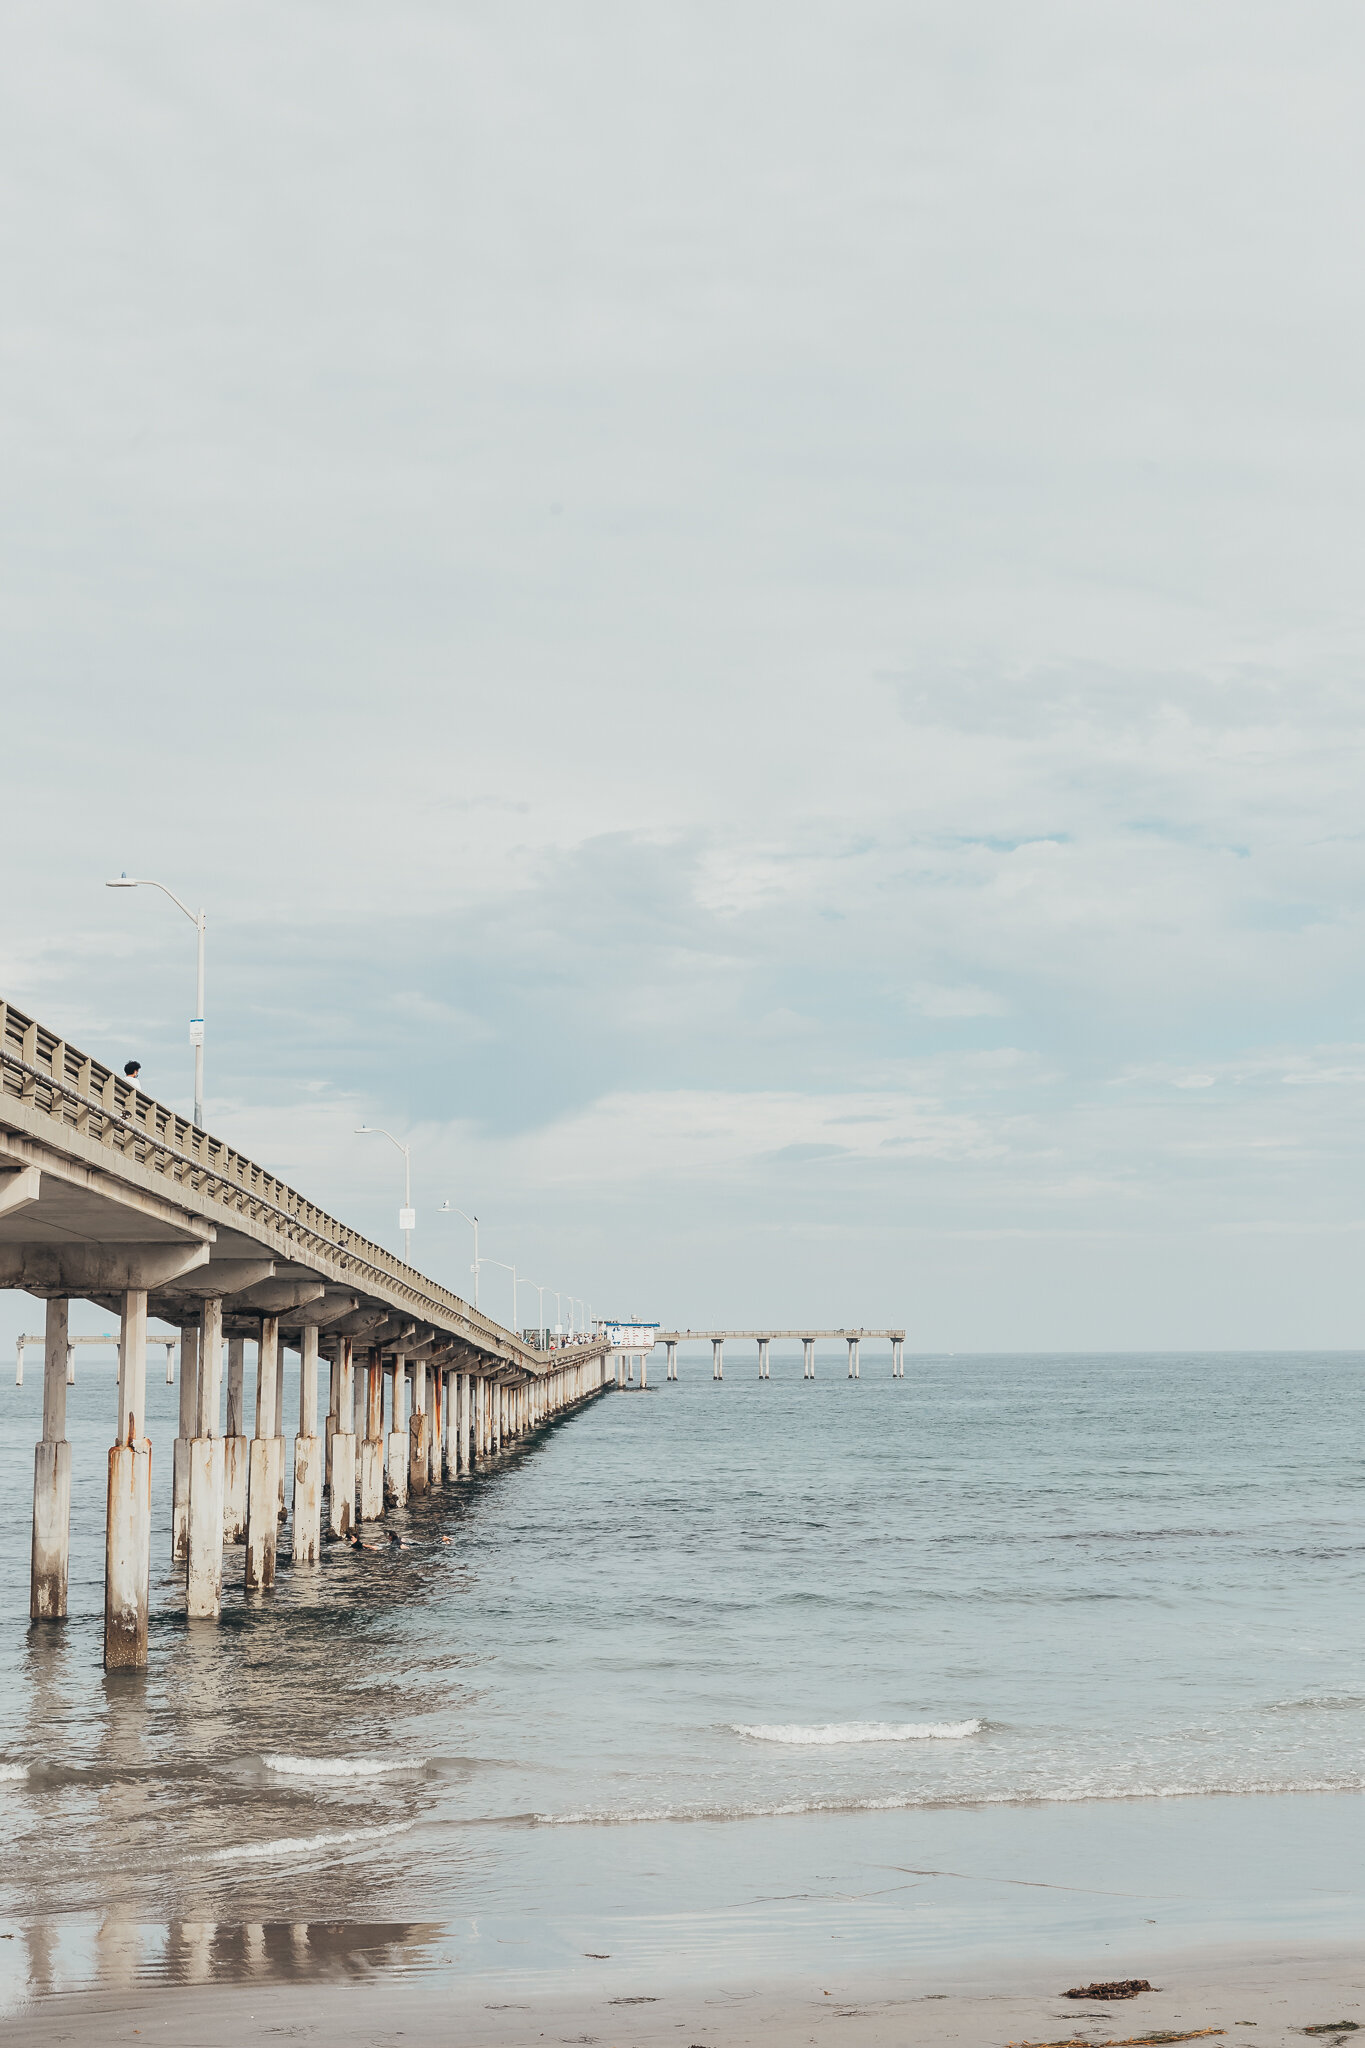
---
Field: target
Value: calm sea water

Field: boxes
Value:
[0,1347,1362,1998]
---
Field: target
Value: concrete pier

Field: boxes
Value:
[359,1348,384,1520]
[456,1371,471,1475]
[245,1315,280,1590]
[666,1340,678,1380]
[2,993,622,1684]
[223,1337,248,1542]
[385,1354,408,1507]
[408,1356,428,1495]
[292,1322,322,1566]
[429,1364,443,1484]
[327,1335,355,1539]
[105,1286,151,1670]
[172,1322,197,1562]
[186,1295,225,1618]
[654,1330,903,1382]
[30,1295,71,1620]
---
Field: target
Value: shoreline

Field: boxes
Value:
[6,1933,1365,2046]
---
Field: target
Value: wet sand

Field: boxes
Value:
[6,1937,1364,2046]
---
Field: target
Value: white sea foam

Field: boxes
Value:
[731,1719,983,1745]
[0,1763,27,1783]
[208,1821,414,1863]
[262,1753,425,1779]
[531,1771,1365,1829]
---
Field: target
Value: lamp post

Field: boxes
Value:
[105,873,207,1129]
[482,1257,517,1335]
[355,1125,414,1261]
[438,1202,480,1309]
[551,1290,564,1345]
[521,1280,547,1347]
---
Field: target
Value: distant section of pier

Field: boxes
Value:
[620,1329,907,1382]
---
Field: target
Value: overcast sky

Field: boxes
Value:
[5,2,1365,1349]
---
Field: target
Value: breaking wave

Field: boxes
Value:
[262,1754,426,1779]
[208,1822,414,1864]
[731,1719,984,1745]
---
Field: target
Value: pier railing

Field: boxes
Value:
[0,996,520,1358]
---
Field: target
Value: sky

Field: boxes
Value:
[4,1,1365,1350]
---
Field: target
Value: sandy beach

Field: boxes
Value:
[7,1937,1364,2046]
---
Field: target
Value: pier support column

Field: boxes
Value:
[457,1373,471,1475]
[245,1316,281,1590]
[803,1337,815,1379]
[223,1338,248,1542]
[359,1349,385,1520]
[847,1337,859,1379]
[324,1346,338,1488]
[105,1287,151,1671]
[419,1359,435,1490]
[666,1341,678,1381]
[328,1336,355,1538]
[31,1296,71,1621]
[187,1297,225,1617]
[386,1356,409,1507]
[293,1322,322,1566]
[758,1338,770,1380]
[712,1338,724,1381]
[172,1321,198,1562]
[615,1351,623,1388]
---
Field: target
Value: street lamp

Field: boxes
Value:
[438,1202,480,1309]
[520,1279,547,1346]
[482,1257,518,1335]
[105,873,207,1129]
[355,1125,414,1262]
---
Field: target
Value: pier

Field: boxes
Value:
[630,1331,906,1382]
[1,997,614,1670]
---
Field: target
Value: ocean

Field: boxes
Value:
[0,1346,1362,2005]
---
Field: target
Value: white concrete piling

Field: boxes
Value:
[847,1337,860,1379]
[803,1337,815,1379]
[292,1322,322,1566]
[245,1316,280,1590]
[327,1335,355,1539]
[386,1355,409,1507]
[359,1348,384,1520]
[186,1296,225,1618]
[30,1296,71,1621]
[223,1337,248,1542]
[893,1338,904,1378]
[408,1357,429,1496]
[456,1371,470,1475]
[105,1287,151,1670]
[172,1321,198,1562]
[758,1337,770,1380]
[712,1338,724,1381]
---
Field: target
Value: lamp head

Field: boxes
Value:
[105,874,138,888]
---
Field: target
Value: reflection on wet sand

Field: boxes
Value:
[15,1917,446,2004]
